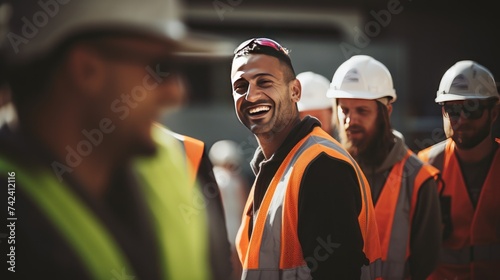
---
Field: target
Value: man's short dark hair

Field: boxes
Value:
[233,38,296,82]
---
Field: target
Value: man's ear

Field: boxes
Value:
[387,103,393,116]
[442,106,453,138]
[491,102,499,122]
[65,45,106,97]
[290,78,301,102]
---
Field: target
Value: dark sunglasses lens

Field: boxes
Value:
[465,108,484,119]
[444,104,485,120]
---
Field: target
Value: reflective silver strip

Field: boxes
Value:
[382,153,422,279]
[361,258,383,280]
[426,140,447,172]
[252,134,354,279]
[257,136,313,268]
[257,165,288,268]
[381,260,410,280]
[243,265,312,280]
[440,244,500,264]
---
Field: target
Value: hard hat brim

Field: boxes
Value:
[326,89,397,103]
[435,92,499,103]
[1,1,235,65]
[168,32,235,59]
[297,102,333,111]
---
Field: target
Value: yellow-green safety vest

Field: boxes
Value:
[0,126,210,279]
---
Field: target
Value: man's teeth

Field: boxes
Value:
[249,106,270,114]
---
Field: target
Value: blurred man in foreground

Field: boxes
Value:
[0,0,229,279]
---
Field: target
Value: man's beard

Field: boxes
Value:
[342,126,371,159]
[452,115,491,150]
[341,122,393,167]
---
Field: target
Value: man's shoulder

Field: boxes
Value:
[418,139,448,156]
[403,148,441,188]
[298,128,358,172]
[304,151,357,178]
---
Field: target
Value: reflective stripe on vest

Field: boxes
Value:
[236,127,382,280]
[153,123,204,184]
[417,140,446,194]
[0,160,134,279]
[375,149,439,279]
[364,258,383,280]
[421,139,500,280]
[0,127,210,280]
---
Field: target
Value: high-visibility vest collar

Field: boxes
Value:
[237,127,382,280]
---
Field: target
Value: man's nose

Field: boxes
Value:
[245,84,261,102]
[344,112,359,126]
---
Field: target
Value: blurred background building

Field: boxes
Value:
[154,0,498,177]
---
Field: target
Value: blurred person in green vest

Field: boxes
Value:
[0,0,231,279]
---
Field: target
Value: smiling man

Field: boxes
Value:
[231,38,381,279]
[328,55,442,280]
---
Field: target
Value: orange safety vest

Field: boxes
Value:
[418,139,500,280]
[236,127,382,280]
[374,149,440,279]
[153,123,204,183]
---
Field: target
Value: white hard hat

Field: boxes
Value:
[0,0,232,65]
[296,71,332,111]
[326,55,397,103]
[435,60,499,103]
[209,140,243,168]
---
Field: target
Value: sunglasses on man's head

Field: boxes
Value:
[234,38,289,56]
[442,102,492,120]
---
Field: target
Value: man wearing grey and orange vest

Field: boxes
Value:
[418,60,500,280]
[0,0,231,279]
[231,38,381,279]
[328,55,442,280]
